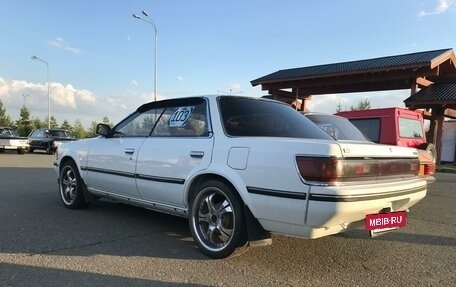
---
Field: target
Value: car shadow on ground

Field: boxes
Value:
[336,229,456,247]
[0,263,211,287]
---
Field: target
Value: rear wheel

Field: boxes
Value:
[418,143,437,163]
[59,161,89,209]
[189,180,247,259]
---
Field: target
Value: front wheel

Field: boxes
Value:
[189,180,246,259]
[46,144,55,155]
[59,161,89,209]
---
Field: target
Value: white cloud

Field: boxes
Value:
[64,47,82,54]
[217,82,243,94]
[0,77,106,127]
[47,37,82,54]
[48,37,64,48]
[228,82,242,91]
[50,83,97,109]
[176,76,184,82]
[107,97,128,110]
[0,78,10,100]
[418,0,455,17]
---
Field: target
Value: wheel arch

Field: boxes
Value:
[59,155,78,172]
[58,155,95,203]
[186,172,271,248]
[186,173,242,206]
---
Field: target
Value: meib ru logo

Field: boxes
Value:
[365,211,407,230]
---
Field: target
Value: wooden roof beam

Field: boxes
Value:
[267,88,312,100]
[259,68,439,91]
[430,49,456,69]
[263,78,413,96]
[444,108,456,118]
[416,77,434,88]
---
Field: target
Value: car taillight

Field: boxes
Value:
[296,156,419,183]
[424,164,436,175]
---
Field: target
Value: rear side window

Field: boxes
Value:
[349,118,381,143]
[398,117,424,138]
[218,97,332,139]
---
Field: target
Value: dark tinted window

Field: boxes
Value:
[47,130,72,138]
[305,114,370,141]
[218,97,332,139]
[349,118,381,143]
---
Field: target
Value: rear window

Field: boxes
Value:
[398,117,424,138]
[349,118,381,143]
[305,114,370,141]
[218,97,332,139]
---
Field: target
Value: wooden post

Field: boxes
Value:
[434,107,445,166]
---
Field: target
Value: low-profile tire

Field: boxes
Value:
[189,180,247,259]
[59,161,89,209]
[418,142,437,163]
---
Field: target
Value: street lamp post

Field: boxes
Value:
[31,55,51,129]
[133,10,158,102]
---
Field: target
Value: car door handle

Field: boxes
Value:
[190,151,204,158]
[124,148,135,155]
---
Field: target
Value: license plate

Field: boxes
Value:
[365,211,406,231]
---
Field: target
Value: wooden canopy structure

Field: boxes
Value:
[251,48,456,164]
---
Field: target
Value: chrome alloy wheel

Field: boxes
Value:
[60,165,78,206]
[192,187,235,251]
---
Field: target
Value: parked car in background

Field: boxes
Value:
[0,126,29,154]
[336,108,436,180]
[302,113,370,142]
[55,95,427,258]
[28,128,76,154]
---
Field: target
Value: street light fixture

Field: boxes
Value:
[132,10,158,102]
[31,55,51,129]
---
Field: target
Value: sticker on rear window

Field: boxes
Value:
[168,106,194,127]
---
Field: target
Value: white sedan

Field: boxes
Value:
[55,95,427,258]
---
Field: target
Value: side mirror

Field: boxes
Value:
[96,123,113,137]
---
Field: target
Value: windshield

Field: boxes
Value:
[47,130,73,138]
[0,128,17,137]
[305,114,370,141]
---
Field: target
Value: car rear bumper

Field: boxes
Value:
[257,178,427,239]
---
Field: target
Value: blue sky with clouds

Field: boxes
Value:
[1,0,456,126]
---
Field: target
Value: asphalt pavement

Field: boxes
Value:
[0,153,455,287]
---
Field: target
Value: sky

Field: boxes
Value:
[1,0,456,127]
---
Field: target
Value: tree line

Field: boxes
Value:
[0,99,112,138]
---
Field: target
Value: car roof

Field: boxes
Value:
[136,94,284,113]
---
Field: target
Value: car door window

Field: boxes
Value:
[151,102,208,137]
[116,108,165,137]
